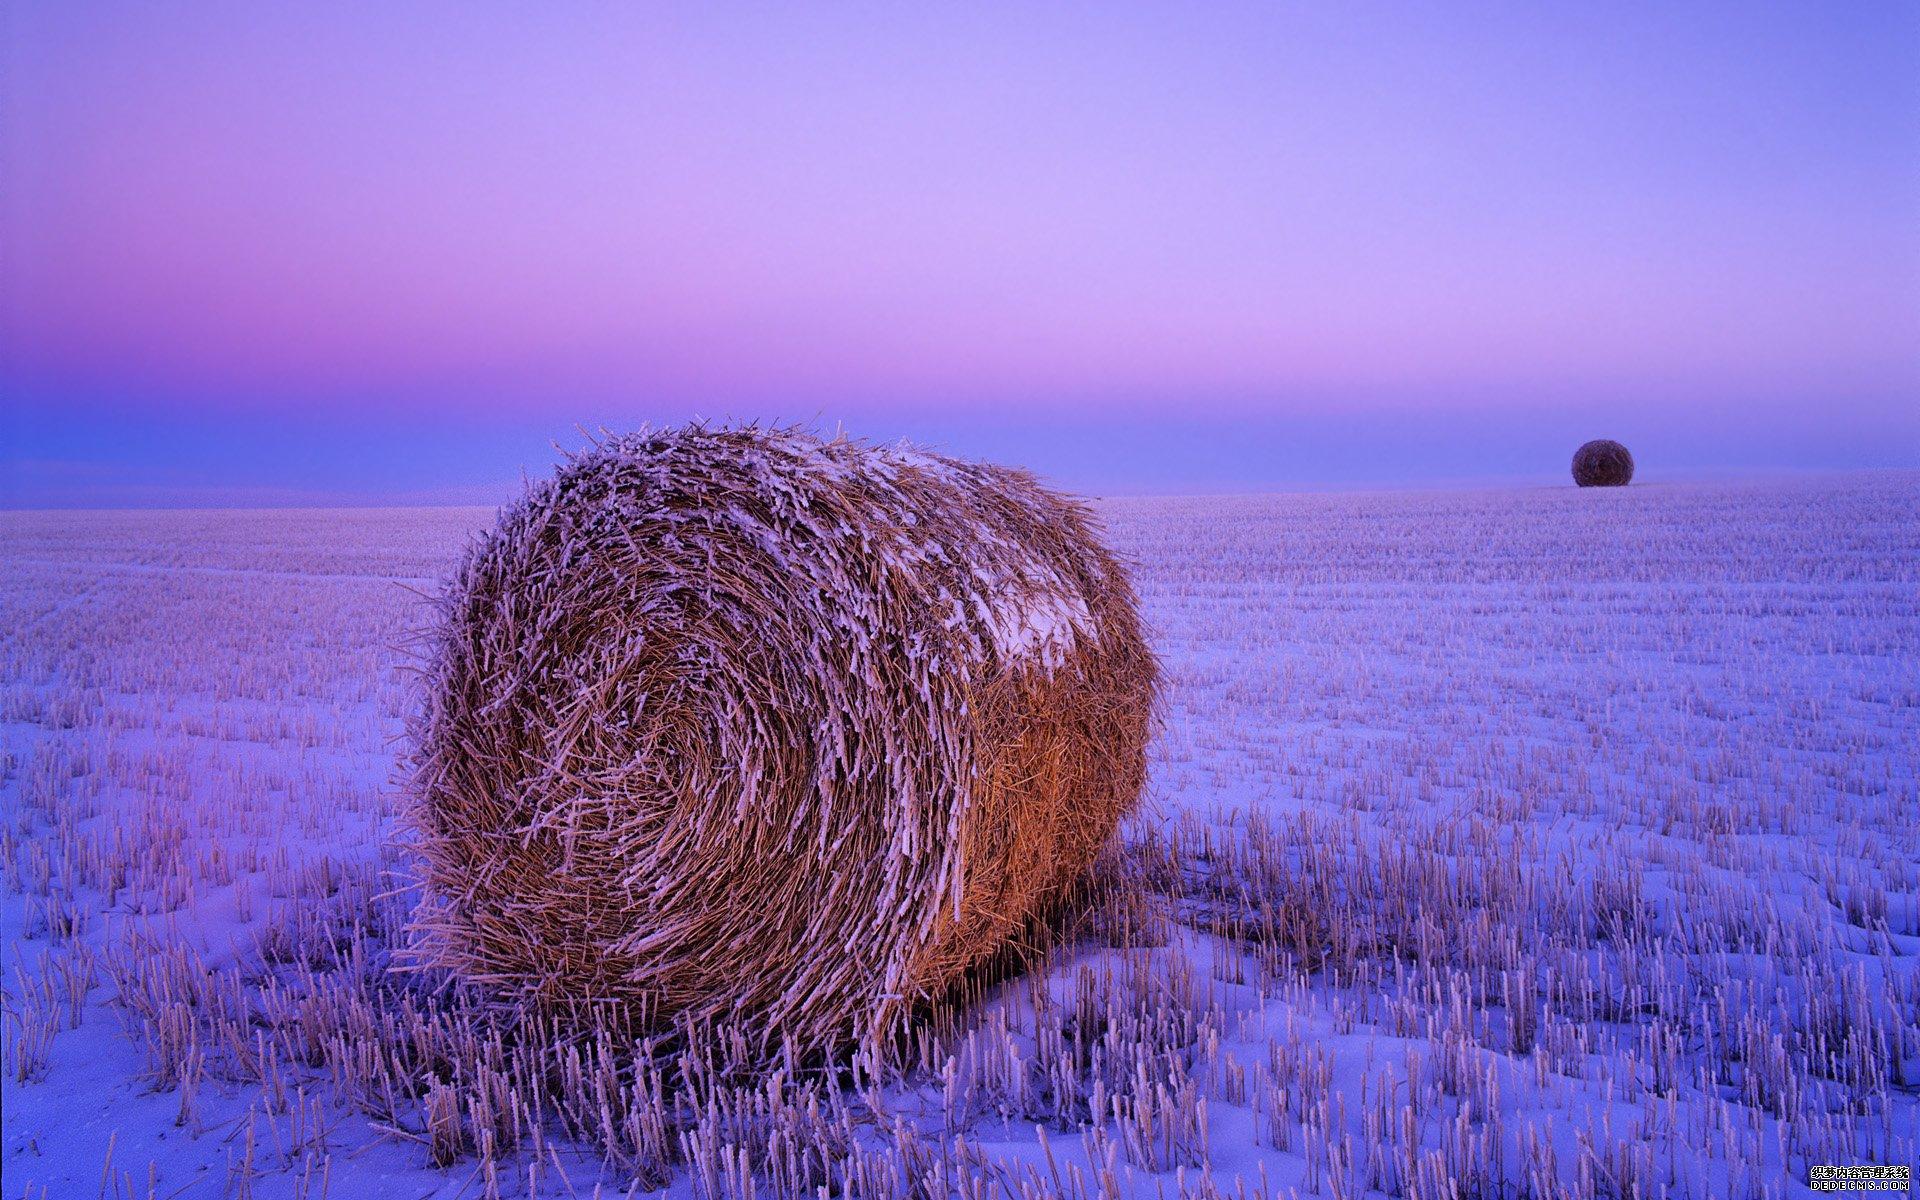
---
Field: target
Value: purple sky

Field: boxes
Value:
[4,2,1917,505]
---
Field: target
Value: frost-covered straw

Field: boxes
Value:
[405,424,1158,1058]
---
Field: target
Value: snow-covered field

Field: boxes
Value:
[3,474,1915,1199]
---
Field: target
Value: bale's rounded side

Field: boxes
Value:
[1572,439,1634,487]
[408,427,1155,1054]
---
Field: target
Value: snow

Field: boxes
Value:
[3,473,1916,1199]
[972,585,1091,672]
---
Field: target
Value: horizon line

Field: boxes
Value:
[5,464,1914,515]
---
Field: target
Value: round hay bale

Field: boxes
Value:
[408,426,1156,1055]
[1572,439,1634,487]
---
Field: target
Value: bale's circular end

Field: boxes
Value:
[407,426,1155,1055]
[1572,439,1634,487]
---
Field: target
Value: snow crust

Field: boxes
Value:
[3,474,1916,1199]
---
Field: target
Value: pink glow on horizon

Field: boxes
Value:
[4,3,1916,441]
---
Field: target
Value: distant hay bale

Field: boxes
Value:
[407,425,1156,1056]
[1572,439,1634,487]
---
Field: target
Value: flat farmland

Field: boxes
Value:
[3,474,1915,1199]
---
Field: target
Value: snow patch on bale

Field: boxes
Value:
[406,425,1156,1056]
